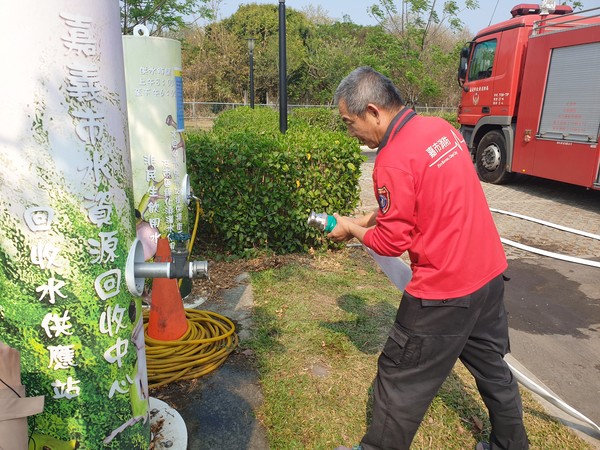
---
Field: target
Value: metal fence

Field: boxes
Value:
[184,102,245,119]
[183,102,456,120]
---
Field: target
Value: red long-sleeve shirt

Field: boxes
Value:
[363,108,507,299]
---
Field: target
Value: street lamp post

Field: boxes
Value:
[278,0,287,133]
[247,37,255,109]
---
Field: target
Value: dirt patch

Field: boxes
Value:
[190,253,307,301]
[189,247,379,301]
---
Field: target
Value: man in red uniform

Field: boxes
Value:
[329,67,528,450]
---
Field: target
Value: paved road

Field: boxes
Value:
[484,176,600,447]
[360,153,600,446]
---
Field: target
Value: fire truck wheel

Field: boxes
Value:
[475,130,513,184]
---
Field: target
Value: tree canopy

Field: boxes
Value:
[118,1,594,107]
[120,0,212,35]
[177,2,479,107]
[118,0,595,107]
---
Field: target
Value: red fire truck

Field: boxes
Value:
[457,3,600,189]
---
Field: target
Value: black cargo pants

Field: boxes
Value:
[361,274,529,450]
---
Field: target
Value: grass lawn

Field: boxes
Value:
[247,248,593,450]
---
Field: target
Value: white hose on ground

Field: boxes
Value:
[506,360,600,434]
[490,207,600,268]
[490,208,600,241]
[494,210,600,433]
[500,237,600,269]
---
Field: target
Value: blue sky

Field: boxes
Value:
[198,0,600,34]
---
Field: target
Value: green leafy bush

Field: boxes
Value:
[186,107,363,256]
[212,106,280,136]
[420,110,459,129]
[289,107,347,132]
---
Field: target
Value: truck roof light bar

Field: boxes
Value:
[510,3,572,17]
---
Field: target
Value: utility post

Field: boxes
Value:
[278,0,287,133]
[247,37,255,108]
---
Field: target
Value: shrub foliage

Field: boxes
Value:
[186,107,363,256]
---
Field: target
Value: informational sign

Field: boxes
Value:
[0,2,150,448]
[123,33,188,249]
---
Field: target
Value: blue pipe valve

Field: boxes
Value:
[307,211,337,233]
[169,232,191,258]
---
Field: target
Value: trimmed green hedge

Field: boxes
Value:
[288,107,347,132]
[186,107,363,257]
[434,111,459,129]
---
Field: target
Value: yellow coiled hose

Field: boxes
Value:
[143,198,239,389]
[143,309,238,389]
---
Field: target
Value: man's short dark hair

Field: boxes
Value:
[334,66,404,116]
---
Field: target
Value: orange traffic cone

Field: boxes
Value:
[147,237,189,341]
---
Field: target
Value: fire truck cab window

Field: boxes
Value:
[469,39,497,81]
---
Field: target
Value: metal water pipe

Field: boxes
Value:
[132,233,208,280]
[126,230,208,297]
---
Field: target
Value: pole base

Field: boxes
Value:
[149,397,188,450]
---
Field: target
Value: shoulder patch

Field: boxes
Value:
[377,186,391,214]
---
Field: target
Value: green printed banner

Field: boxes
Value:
[0,2,150,448]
